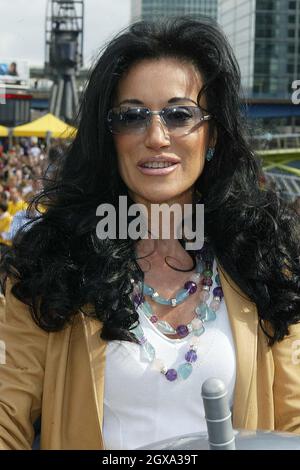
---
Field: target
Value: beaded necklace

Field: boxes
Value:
[131,244,224,382]
[143,260,202,307]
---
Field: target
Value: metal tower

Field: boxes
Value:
[45,0,84,122]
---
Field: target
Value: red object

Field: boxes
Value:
[259,174,266,185]
[3,93,32,100]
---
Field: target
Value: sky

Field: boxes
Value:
[0,0,131,67]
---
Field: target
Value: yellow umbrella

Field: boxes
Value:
[13,113,76,138]
[0,124,8,137]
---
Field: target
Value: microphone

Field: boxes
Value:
[201,378,236,450]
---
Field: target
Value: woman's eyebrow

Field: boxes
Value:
[118,99,144,105]
[118,97,198,106]
[168,97,198,105]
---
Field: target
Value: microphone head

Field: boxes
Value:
[201,377,236,450]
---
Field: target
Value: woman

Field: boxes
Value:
[0,17,300,450]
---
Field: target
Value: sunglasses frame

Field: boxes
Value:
[107,105,212,135]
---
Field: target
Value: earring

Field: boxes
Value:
[206,147,215,162]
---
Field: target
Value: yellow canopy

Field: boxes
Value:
[0,124,8,137]
[13,113,76,138]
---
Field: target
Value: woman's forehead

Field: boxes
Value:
[115,58,203,106]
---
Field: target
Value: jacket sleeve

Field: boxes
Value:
[0,281,48,449]
[272,322,300,433]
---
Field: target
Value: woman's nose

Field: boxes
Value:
[144,116,171,149]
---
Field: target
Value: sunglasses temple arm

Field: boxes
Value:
[182,115,212,136]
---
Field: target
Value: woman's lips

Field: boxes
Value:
[137,163,179,175]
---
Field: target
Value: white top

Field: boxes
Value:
[103,260,236,450]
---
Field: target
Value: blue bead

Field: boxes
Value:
[155,296,171,305]
[178,363,193,380]
[142,301,153,316]
[132,324,144,340]
[196,304,208,321]
[143,341,156,362]
[175,288,189,304]
[196,261,204,273]
[143,284,154,296]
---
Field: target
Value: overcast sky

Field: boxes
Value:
[0,0,131,67]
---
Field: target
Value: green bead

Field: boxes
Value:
[178,363,193,380]
[203,269,213,277]
[215,274,220,284]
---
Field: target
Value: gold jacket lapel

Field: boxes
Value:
[81,313,106,446]
[218,265,259,429]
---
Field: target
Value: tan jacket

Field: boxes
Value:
[0,268,300,449]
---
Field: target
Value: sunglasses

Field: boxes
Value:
[107,105,212,136]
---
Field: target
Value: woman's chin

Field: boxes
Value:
[140,194,182,205]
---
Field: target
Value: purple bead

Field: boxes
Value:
[165,369,178,381]
[176,324,189,338]
[202,278,213,287]
[133,293,144,306]
[150,315,158,323]
[213,286,223,298]
[185,349,198,363]
[184,281,197,294]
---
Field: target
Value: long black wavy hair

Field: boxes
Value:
[1,17,300,344]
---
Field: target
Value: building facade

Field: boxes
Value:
[130,0,300,126]
[131,0,218,21]
[219,0,300,100]
[132,0,299,99]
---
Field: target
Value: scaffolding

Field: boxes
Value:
[45,0,84,122]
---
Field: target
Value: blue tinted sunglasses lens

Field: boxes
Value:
[108,108,149,133]
[107,106,204,134]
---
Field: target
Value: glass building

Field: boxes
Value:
[219,0,300,99]
[131,0,218,21]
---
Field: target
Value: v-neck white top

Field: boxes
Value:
[103,259,236,450]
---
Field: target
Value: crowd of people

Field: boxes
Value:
[0,137,46,251]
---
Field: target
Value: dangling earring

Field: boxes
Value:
[205,147,215,162]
